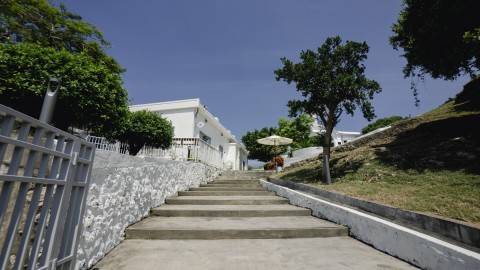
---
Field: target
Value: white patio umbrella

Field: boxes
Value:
[256,135,293,146]
[257,135,293,172]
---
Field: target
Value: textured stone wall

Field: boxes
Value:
[76,150,221,269]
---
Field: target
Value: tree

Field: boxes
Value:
[277,114,316,149]
[117,110,174,156]
[241,127,278,162]
[390,0,480,81]
[0,43,129,138]
[361,116,408,134]
[0,0,129,138]
[275,36,381,184]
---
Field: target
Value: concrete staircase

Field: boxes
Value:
[126,171,348,240]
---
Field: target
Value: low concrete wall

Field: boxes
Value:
[260,180,480,270]
[76,150,221,270]
[267,178,480,249]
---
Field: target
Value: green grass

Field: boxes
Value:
[277,161,480,226]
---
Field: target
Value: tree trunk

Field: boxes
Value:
[323,154,331,185]
[322,123,334,185]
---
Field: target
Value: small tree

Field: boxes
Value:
[117,110,174,156]
[275,36,381,184]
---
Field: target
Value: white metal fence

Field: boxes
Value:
[0,104,95,270]
[86,136,223,169]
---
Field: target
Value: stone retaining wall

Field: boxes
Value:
[76,150,221,269]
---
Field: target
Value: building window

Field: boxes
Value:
[200,131,211,144]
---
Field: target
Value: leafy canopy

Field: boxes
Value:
[277,114,318,149]
[117,110,174,156]
[0,0,122,73]
[275,36,381,183]
[0,43,129,138]
[390,0,480,80]
[361,116,408,134]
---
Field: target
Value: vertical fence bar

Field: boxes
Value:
[0,121,32,270]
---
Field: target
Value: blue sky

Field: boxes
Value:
[58,0,470,140]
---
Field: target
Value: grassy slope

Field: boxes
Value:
[276,79,480,227]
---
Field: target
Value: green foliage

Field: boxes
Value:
[277,114,316,149]
[390,0,480,80]
[361,116,408,134]
[0,43,129,138]
[0,0,122,73]
[117,110,174,156]
[242,114,318,162]
[0,1,129,138]
[241,127,278,162]
[274,36,381,164]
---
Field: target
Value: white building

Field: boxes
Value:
[310,116,361,147]
[130,99,248,170]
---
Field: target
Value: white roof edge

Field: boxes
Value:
[336,131,361,135]
[129,98,201,111]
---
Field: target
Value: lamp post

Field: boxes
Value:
[39,78,61,124]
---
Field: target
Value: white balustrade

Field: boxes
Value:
[86,136,223,169]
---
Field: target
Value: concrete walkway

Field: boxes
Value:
[92,171,417,269]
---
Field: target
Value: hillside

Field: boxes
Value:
[276,78,480,227]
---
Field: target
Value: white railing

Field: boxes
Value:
[86,136,223,169]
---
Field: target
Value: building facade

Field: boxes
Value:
[130,99,248,170]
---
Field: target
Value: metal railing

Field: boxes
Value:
[0,104,95,270]
[86,136,223,169]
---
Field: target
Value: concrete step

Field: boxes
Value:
[210,180,260,184]
[152,204,311,217]
[178,190,275,196]
[215,173,271,181]
[126,216,348,240]
[190,187,265,191]
[200,183,261,188]
[215,177,266,181]
[165,196,289,205]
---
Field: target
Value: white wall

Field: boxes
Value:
[160,109,195,137]
[76,150,221,269]
[194,113,230,150]
[239,149,248,170]
[195,110,242,169]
